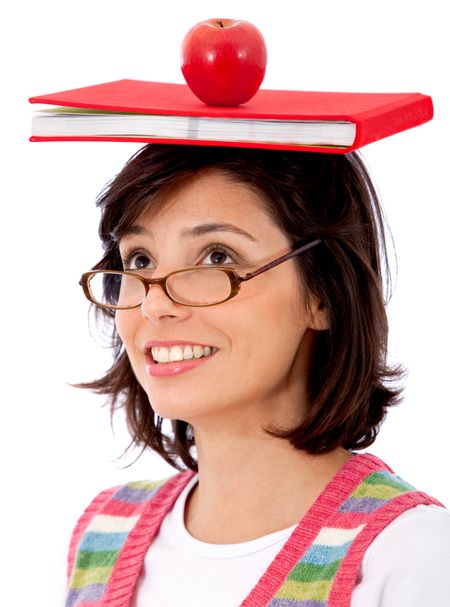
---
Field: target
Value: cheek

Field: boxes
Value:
[115,310,138,352]
[115,310,149,388]
[255,301,307,359]
[230,278,310,372]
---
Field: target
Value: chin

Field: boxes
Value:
[143,388,202,422]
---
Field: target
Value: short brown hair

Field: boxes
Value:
[79,144,404,471]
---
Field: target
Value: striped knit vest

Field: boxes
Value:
[65,453,444,607]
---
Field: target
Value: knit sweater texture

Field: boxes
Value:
[65,452,445,607]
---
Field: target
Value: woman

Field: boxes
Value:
[68,144,449,607]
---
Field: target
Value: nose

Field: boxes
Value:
[140,282,191,324]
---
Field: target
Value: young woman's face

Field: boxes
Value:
[115,170,327,432]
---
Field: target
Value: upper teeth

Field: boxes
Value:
[151,345,215,363]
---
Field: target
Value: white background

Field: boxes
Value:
[1,1,449,605]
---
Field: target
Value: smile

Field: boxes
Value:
[151,344,217,364]
[144,341,219,377]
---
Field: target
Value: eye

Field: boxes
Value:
[121,249,154,271]
[201,244,237,266]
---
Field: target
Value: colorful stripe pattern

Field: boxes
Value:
[65,454,443,607]
[65,479,167,607]
[267,470,417,606]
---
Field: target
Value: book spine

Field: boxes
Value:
[349,94,433,151]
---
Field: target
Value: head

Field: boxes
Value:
[81,144,403,471]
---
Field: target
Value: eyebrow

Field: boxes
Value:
[119,222,257,242]
[118,225,149,240]
[180,222,257,242]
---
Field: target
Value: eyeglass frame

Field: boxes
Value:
[80,238,321,310]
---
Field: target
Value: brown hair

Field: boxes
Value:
[79,144,404,471]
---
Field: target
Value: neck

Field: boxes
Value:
[184,424,351,544]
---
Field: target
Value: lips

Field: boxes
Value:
[144,340,218,377]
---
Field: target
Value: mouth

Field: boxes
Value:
[144,341,219,378]
[145,342,219,365]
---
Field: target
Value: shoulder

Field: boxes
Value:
[71,478,171,532]
[365,502,450,564]
[353,504,450,606]
[66,474,188,579]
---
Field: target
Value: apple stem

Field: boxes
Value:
[215,19,225,27]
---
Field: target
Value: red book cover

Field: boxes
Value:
[29,79,433,153]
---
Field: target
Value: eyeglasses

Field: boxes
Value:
[80,239,321,309]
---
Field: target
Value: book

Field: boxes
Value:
[29,79,433,153]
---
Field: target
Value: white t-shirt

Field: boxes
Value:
[133,474,450,606]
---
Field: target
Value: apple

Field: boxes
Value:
[181,18,267,106]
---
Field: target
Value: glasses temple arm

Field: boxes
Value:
[240,239,322,281]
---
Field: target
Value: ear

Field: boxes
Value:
[308,296,330,331]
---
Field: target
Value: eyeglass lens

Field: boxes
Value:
[88,269,233,308]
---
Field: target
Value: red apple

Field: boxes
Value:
[181,18,267,106]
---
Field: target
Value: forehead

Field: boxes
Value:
[119,171,290,247]
[135,170,276,233]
